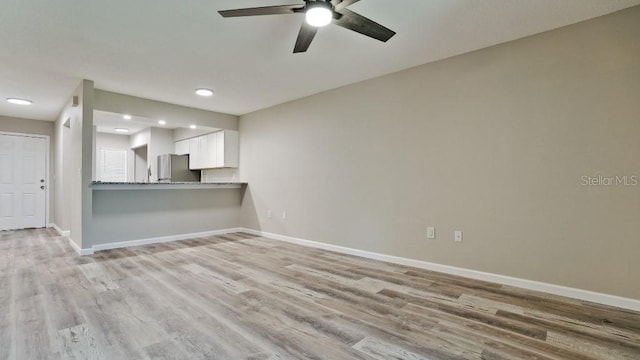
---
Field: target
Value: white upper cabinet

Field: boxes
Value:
[199,133,210,168]
[182,130,238,170]
[188,137,200,169]
[205,132,218,168]
[174,139,189,155]
[216,130,238,168]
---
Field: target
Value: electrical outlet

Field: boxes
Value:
[454,231,463,243]
[267,210,272,219]
[282,211,287,220]
[427,227,435,239]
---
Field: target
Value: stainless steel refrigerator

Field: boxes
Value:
[157,154,201,182]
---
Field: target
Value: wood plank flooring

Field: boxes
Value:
[1,228,640,359]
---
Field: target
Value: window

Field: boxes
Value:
[97,148,127,182]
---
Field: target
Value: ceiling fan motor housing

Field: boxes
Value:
[306,0,334,7]
[305,0,334,27]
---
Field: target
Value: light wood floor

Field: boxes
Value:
[1,229,640,359]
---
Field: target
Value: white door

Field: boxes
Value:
[0,134,47,230]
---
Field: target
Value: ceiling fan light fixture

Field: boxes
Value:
[306,3,332,27]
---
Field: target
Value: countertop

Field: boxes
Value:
[91,181,247,190]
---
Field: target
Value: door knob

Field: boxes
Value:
[40,185,45,190]
[40,179,45,183]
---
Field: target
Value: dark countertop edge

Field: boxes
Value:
[91,181,247,185]
[91,181,247,190]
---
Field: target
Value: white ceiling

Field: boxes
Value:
[1,0,639,121]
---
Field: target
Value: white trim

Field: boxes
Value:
[79,248,94,256]
[240,228,640,312]
[47,223,81,255]
[85,227,245,255]
[67,237,90,256]
[48,223,70,237]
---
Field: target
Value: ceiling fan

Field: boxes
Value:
[218,0,396,53]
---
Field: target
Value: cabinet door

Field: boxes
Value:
[204,133,218,168]
[174,139,189,155]
[188,137,200,169]
[216,131,224,167]
[221,130,239,168]
[199,134,209,168]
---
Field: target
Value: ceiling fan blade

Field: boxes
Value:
[333,8,395,42]
[293,21,319,53]
[334,0,360,11]
[219,4,302,17]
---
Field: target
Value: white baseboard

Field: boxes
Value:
[239,228,640,312]
[66,237,89,256]
[85,227,245,255]
[48,223,78,255]
[48,223,70,237]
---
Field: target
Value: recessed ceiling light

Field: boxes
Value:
[6,98,33,105]
[115,128,129,133]
[195,88,214,97]
[306,2,332,27]
[158,120,166,125]
[190,125,197,129]
[123,114,132,120]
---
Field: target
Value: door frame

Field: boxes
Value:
[0,131,50,228]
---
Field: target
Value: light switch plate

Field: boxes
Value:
[427,227,435,239]
[454,231,463,242]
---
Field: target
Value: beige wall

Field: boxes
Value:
[53,101,72,232]
[94,89,238,131]
[174,127,216,142]
[130,128,151,149]
[0,116,55,227]
[148,127,174,182]
[91,189,242,245]
[239,7,640,300]
[0,116,54,136]
[53,80,94,248]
